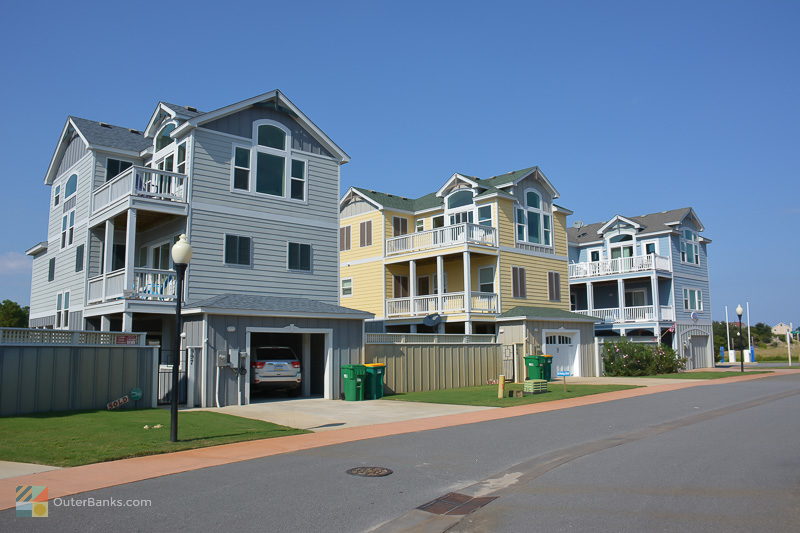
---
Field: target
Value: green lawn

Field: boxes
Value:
[644,371,772,379]
[383,383,639,408]
[0,409,308,467]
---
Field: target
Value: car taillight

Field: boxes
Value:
[251,361,265,368]
[291,361,301,368]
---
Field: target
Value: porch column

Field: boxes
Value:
[122,312,133,332]
[409,260,417,314]
[100,315,111,331]
[436,255,444,312]
[464,321,472,335]
[124,208,137,295]
[586,281,594,312]
[301,333,311,397]
[651,273,661,321]
[617,278,625,321]
[102,219,115,303]
[463,251,472,314]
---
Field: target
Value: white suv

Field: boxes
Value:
[250,346,302,396]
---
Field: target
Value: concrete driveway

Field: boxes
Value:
[193,398,494,431]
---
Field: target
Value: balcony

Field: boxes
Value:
[575,305,675,324]
[385,223,497,256]
[91,166,188,217]
[386,291,499,317]
[87,268,176,304]
[568,254,671,279]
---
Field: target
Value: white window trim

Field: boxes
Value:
[286,241,313,273]
[625,288,648,307]
[444,189,476,225]
[392,216,409,237]
[516,187,553,247]
[680,228,700,266]
[288,155,309,203]
[229,143,252,192]
[478,266,495,293]
[223,233,254,268]
[415,219,424,232]
[145,237,177,270]
[62,173,79,202]
[154,121,178,158]
[641,239,659,256]
[587,247,603,262]
[105,156,135,182]
[176,140,188,175]
[341,277,353,297]
[61,209,76,250]
[476,203,493,227]
[683,288,703,311]
[253,119,292,201]
[55,290,70,330]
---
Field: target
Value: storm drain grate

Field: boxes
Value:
[346,466,393,477]
[417,492,497,516]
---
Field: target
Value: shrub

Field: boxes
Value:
[602,339,686,376]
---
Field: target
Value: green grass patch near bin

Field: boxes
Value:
[642,371,771,379]
[383,383,639,408]
[0,409,308,467]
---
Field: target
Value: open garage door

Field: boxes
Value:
[248,332,327,400]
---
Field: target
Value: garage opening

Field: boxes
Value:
[248,332,327,400]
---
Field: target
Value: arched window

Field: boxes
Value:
[64,174,78,198]
[517,188,551,246]
[156,123,176,151]
[447,190,473,209]
[608,231,635,259]
[257,125,286,150]
[444,189,475,225]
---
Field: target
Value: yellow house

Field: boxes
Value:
[339,166,589,336]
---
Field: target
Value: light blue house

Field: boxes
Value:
[567,208,713,369]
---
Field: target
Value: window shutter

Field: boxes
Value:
[75,245,84,272]
[340,227,351,251]
[548,272,561,301]
[360,220,372,247]
[512,267,526,298]
[48,258,55,282]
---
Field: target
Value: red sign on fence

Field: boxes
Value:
[115,335,138,345]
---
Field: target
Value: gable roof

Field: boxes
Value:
[172,89,350,163]
[567,207,704,245]
[497,306,598,322]
[183,293,372,319]
[343,166,555,214]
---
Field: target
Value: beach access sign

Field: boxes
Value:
[556,371,571,377]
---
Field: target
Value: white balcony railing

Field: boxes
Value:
[0,328,146,345]
[365,333,497,344]
[575,305,675,324]
[92,166,188,215]
[568,254,671,279]
[386,291,498,317]
[87,268,176,304]
[385,223,497,255]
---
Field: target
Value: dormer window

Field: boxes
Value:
[516,188,551,246]
[257,125,286,150]
[445,189,475,225]
[155,123,176,151]
[447,190,473,209]
[681,229,699,265]
[609,233,633,259]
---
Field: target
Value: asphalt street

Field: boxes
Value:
[3,373,799,533]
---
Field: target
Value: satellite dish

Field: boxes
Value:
[572,220,584,229]
[423,313,442,327]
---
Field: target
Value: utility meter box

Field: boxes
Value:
[217,352,229,367]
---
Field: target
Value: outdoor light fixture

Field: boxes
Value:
[736,304,744,373]
[170,234,192,442]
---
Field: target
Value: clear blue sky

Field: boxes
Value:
[0,1,797,325]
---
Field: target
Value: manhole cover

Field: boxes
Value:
[346,466,393,477]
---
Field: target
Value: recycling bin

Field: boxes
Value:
[363,363,386,399]
[340,364,367,401]
[524,355,543,380]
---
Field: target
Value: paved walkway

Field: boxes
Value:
[0,461,59,480]
[1,370,791,511]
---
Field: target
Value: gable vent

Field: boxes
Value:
[185,106,198,112]
[99,122,112,128]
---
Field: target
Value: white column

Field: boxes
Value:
[124,209,137,294]
[464,321,472,335]
[409,260,417,314]
[103,219,115,302]
[463,251,472,314]
[302,333,311,397]
[617,278,625,321]
[436,254,444,312]
[100,315,111,331]
[586,281,594,312]
[122,312,133,332]
[651,273,660,321]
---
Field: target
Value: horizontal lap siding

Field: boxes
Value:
[670,226,712,324]
[364,343,502,393]
[30,153,94,320]
[499,251,569,312]
[340,261,384,316]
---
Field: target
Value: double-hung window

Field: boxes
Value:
[56,291,69,329]
[680,230,700,265]
[478,267,494,293]
[683,289,703,311]
[224,234,252,266]
[341,278,353,297]
[176,142,187,174]
[415,219,424,232]
[288,242,311,271]
[61,210,75,248]
[53,185,60,206]
[392,217,408,236]
[290,159,306,200]
[232,146,251,191]
[478,205,492,226]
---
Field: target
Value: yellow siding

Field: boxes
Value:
[497,197,517,248]
[340,210,385,262]
[340,260,385,316]
[498,250,570,312]
[553,212,568,257]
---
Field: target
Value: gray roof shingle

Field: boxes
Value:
[160,102,204,118]
[185,293,372,318]
[70,116,151,153]
[567,207,696,245]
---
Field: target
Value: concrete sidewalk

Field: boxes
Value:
[0,461,59,480]
[1,370,788,511]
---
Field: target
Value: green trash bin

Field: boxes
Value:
[363,363,386,400]
[524,355,543,380]
[540,355,553,381]
[340,364,367,401]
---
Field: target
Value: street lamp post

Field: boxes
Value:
[736,304,744,373]
[170,234,192,442]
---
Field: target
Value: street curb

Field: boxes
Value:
[0,370,790,510]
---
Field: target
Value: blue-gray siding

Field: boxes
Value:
[56,133,88,177]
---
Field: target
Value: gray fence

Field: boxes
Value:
[0,328,158,417]
[364,334,502,394]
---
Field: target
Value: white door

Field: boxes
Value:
[544,333,580,376]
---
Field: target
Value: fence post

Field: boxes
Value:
[594,337,602,377]
[151,347,159,408]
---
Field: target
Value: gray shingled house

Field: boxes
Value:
[26,90,371,404]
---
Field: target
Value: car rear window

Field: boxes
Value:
[253,347,298,361]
